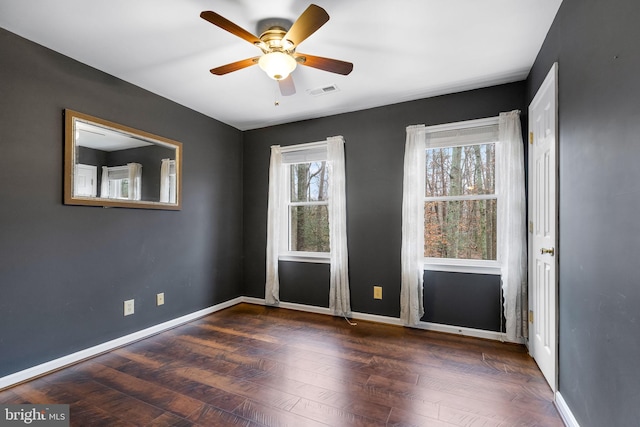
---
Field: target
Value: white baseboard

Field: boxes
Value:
[1,295,520,390]
[555,391,580,427]
[242,297,509,340]
[245,297,333,316]
[0,297,243,391]
[352,311,404,326]
[414,321,517,343]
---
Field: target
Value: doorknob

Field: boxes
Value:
[540,247,555,256]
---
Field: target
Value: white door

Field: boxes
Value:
[528,63,558,391]
[75,164,97,197]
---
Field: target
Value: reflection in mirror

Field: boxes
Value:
[64,109,182,210]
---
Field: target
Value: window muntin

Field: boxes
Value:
[285,161,330,255]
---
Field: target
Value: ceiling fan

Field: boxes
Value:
[200,4,353,96]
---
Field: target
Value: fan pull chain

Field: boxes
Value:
[273,83,280,107]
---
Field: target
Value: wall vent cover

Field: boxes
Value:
[307,84,340,96]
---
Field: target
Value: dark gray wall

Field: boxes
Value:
[423,271,503,331]
[77,146,108,168]
[0,28,243,377]
[243,83,525,329]
[527,0,640,425]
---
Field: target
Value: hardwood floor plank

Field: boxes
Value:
[172,335,279,373]
[264,347,372,382]
[268,345,370,373]
[249,370,353,409]
[0,303,563,426]
[438,403,563,427]
[290,398,386,427]
[369,352,545,390]
[9,381,78,407]
[288,340,375,365]
[343,399,393,424]
[187,403,260,427]
[50,379,165,425]
[266,362,370,393]
[436,405,505,427]
[368,372,561,425]
[76,363,205,420]
[112,347,167,370]
[104,360,248,412]
[387,407,456,427]
[69,402,141,427]
[232,398,329,427]
[0,389,23,404]
[146,412,198,427]
[173,367,301,412]
[359,376,443,419]
[196,322,282,346]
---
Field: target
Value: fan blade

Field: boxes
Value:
[294,53,353,75]
[284,4,329,47]
[210,57,260,75]
[200,11,262,46]
[278,75,296,96]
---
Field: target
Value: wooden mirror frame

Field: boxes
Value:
[64,109,182,210]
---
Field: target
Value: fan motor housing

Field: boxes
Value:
[256,18,293,35]
[257,18,294,51]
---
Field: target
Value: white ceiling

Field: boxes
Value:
[0,0,562,131]
[75,121,153,152]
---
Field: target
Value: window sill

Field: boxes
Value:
[279,252,330,264]
[423,259,501,275]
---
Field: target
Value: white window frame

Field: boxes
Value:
[105,165,130,200]
[278,141,331,264]
[423,117,501,275]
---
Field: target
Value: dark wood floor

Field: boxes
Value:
[0,303,563,426]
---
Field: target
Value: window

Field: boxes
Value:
[278,143,331,261]
[103,165,131,199]
[402,112,525,325]
[266,137,350,309]
[288,161,330,252]
[423,118,500,273]
[99,163,142,201]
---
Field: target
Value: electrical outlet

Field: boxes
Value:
[124,299,135,316]
[156,292,165,306]
[373,286,383,300]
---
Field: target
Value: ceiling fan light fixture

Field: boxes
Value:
[258,52,297,80]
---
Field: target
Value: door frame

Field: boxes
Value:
[527,62,559,392]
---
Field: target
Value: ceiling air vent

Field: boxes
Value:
[307,84,340,97]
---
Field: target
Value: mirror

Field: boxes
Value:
[64,109,182,210]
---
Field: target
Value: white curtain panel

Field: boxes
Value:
[400,125,426,325]
[265,145,282,306]
[99,166,109,198]
[127,163,142,201]
[159,158,171,203]
[497,110,527,341]
[327,136,351,317]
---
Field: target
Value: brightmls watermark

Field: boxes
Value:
[0,405,69,426]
